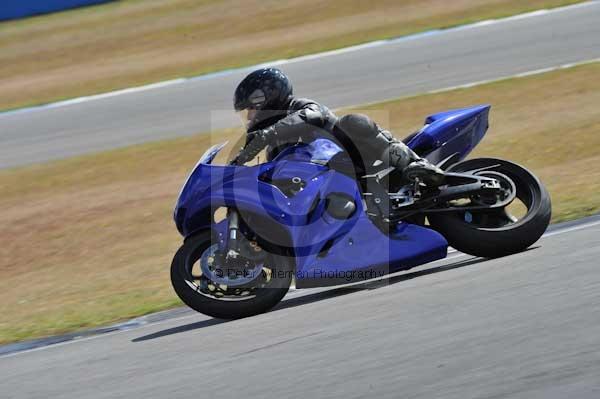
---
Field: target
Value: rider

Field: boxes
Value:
[231,67,444,187]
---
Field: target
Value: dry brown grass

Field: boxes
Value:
[0,130,243,343]
[1,62,599,344]
[0,0,583,110]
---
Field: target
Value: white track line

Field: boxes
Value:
[1,0,597,118]
[2,216,599,359]
[543,220,600,237]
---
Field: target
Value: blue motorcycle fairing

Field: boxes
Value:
[176,139,346,237]
[175,161,328,237]
[294,216,448,288]
[407,105,490,164]
[211,203,448,288]
[210,167,367,257]
[206,162,448,286]
[175,139,449,287]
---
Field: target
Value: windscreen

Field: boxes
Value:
[271,139,344,165]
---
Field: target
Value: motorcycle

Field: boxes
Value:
[171,105,551,319]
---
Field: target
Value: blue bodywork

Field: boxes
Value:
[0,0,114,22]
[174,105,490,287]
[409,105,490,163]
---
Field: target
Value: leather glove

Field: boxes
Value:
[231,127,275,165]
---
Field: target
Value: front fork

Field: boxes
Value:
[226,209,240,258]
[223,209,265,262]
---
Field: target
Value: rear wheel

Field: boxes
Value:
[170,230,292,319]
[428,158,551,258]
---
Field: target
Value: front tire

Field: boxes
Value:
[171,231,292,319]
[428,158,551,258]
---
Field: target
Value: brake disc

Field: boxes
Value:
[199,244,264,287]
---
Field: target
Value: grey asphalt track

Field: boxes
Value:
[1,218,599,398]
[1,2,600,168]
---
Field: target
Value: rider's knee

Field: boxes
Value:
[337,113,377,139]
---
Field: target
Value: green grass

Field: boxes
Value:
[1,62,599,344]
[0,0,585,111]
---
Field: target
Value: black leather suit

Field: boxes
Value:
[246,97,419,177]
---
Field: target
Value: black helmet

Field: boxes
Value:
[234,68,293,130]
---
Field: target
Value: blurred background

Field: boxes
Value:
[1,0,599,346]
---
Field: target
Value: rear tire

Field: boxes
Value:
[171,231,292,319]
[428,158,551,258]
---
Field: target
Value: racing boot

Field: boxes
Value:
[387,141,445,187]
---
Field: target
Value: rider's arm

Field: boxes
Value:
[230,128,273,165]
[269,102,328,134]
[232,101,333,165]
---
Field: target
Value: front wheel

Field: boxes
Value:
[428,158,551,258]
[170,230,293,319]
